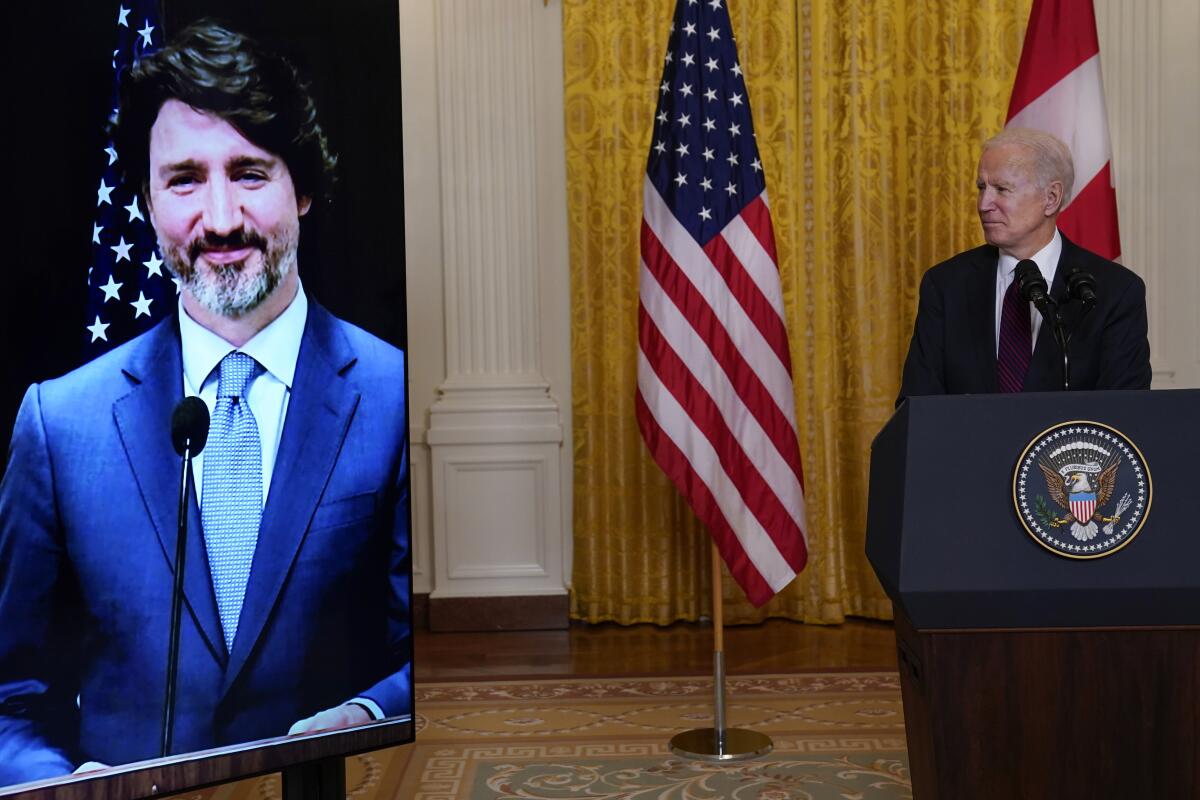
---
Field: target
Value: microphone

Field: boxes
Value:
[171,396,209,457]
[1014,259,1053,311]
[1063,264,1099,310]
[164,397,209,758]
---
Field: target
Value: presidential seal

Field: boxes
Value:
[1013,421,1151,558]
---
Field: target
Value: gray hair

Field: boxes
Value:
[982,128,1075,208]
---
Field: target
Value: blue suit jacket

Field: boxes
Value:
[0,302,412,782]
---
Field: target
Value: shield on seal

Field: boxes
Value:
[1069,492,1097,525]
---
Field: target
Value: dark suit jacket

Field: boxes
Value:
[0,302,411,782]
[898,234,1151,403]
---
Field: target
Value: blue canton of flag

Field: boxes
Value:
[85,1,175,359]
[646,0,766,245]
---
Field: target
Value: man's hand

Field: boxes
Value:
[288,703,371,736]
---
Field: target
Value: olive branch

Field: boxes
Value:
[1033,495,1071,528]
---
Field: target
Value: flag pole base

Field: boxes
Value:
[669,727,773,762]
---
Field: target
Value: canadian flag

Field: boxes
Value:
[1007,0,1120,261]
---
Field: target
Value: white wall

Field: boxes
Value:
[1096,0,1200,388]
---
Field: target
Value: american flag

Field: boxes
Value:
[84,0,174,359]
[637,0,808,606]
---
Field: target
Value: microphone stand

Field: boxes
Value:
[1020,262,1099,392]
[1027,293,1071,390]
[1035,296,1096,392]
[1042,305,1072,392]
[162,442,196,758]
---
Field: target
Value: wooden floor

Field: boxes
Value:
[414,618,898,681]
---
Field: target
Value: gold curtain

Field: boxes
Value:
[566,0,1031,625]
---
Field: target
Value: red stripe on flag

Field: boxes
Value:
[701,235,793,374]
[1007,0,1102,119]
[641,220,806,483]
[635,389,777,606]
[1059,163,1121,261]
[639,305,809,570]
[739,195,779,265]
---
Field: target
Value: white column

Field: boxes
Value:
[400,0,444,600]
[1095,0,1200,388]
[423,0,570,608]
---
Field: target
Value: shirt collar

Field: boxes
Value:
[998,228,1063,287]
[179,281,309,393]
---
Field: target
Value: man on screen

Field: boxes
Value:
[0,21,411,781]
[898,127,1151,401]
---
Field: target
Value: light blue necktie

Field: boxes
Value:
[201,351,263,652]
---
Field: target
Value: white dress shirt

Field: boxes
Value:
[994,228,1062,357]
[179,285,307,506]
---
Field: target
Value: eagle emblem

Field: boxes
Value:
[1013,422,1150,558]
[1037,459,1121,541]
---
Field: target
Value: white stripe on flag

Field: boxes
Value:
[639,258,807,529]
[642,179,799,426]
[719,210,788,322]
[1007,54,1112,205]
[636,350,798,593]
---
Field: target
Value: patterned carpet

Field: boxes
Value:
[175,672,911,799]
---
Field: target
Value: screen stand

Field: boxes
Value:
[281,756,345,800]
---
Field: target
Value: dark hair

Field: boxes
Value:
[113,19,336,205]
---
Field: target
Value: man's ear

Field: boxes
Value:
[1044,180,1064,217]
[298,196,312,217]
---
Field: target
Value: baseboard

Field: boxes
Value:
[412,592,430,630]
[428,594,570,632]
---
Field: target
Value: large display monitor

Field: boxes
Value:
[0,1,413,796]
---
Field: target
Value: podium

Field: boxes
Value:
[867,391,1200,799]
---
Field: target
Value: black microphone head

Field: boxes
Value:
[171,397,210,457]
[1063,263,1099,307]
[1014,259,1049,301]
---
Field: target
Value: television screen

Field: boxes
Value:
[0,0,413,794]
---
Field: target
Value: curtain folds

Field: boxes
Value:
[565,0,1031,625]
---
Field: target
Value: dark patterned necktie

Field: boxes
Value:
[997,276,1032,392]
[201,351,263,651]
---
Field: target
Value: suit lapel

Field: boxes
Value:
[966,247,1000,393]
[222,304,360,695]
[112,317,225,664]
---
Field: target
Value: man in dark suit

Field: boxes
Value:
[0,21,411,781]
[899,128,1151,401]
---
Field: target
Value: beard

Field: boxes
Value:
[162,226,299,319]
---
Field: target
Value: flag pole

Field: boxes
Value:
[669,541,773,762]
